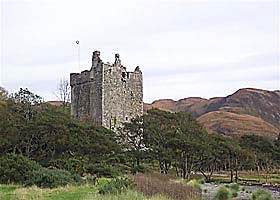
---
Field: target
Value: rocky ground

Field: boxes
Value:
[201,183,280,200]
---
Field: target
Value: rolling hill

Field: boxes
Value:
[144,88,280,139]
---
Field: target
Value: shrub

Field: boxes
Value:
[229,183,239,198]
[24,168,83,188]
[0,153,41,184]
[49,158,87,175]
[232,191,238,198]
[97,177,131,194]
[187,179,202,192]
[229,183,239,192]
[197,178,206,184]
[87,163,120,178]
[86,176,97,185]
[251,189,273,200]
[214,186,231,200]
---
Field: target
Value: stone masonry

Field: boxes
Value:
[70,51,143,129]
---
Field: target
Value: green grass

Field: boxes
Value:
[0,184,171,200]
[0,184,20,200]
[0,185,97,200]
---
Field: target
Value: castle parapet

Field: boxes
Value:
[70,70,91,86]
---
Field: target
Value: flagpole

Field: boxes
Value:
[76,40,80,71]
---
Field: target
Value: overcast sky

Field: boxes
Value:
[0,0,279,103]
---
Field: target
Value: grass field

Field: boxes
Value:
[0,172,278,200]
[0,184,172,200]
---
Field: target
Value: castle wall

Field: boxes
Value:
[70,72,92,121]
[70,63,103,125]
[102,63,143,129]
[89,63,103,125]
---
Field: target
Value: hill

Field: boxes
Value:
[144,88,280,139]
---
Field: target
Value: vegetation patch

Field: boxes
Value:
[186,179,202,192]
[214,186,231,200]
[134,174,201,200]
[252,189,273,200]
[0,153,41,184]
[25,168,83,188]
[87,163,120,178]
[97,177,131,194]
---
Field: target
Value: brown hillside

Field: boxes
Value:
[144,99,176,112]
[47,101,64,106]
[198,111,279,140]
[219,88,280,129]
[144,88,280,139]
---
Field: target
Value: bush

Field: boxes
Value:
[229,183,239,192]
[98,177,131,194]
[25,168,83,188]
[232,191,238,198]
[187,179,202,191]
[229,183,239,198]
[0,153,41,184]
[214,186,231,200]
[87,163,120,178]
[49,158,87,175]
[252,189,273,200]
[197,178,206,184]
[86,176,97,185]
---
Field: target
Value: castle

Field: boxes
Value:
[70,51,143,129]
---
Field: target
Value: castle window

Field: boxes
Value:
[127,73,129,79]
[109,69,112,73]
[125,116,128,121]
[122,72,126,79]
[113,116,117,126]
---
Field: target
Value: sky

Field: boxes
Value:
[0,0,279,103]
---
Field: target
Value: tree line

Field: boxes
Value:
[120,109,279,182]
[0,87,279,182]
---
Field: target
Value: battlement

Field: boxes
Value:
[70,50,143,128]
[70,51,142,86]
[70,70,90,86]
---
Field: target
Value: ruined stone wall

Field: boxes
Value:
[70,71,91,121]
[102,62,143,128]
[89,62,103,125]
[124,69,143,124]
[70,51,103,125]
[70,51,143,129]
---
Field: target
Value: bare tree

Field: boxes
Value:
[55,78,71,110]
[0,86,8,100]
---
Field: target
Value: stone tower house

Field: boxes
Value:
[70,50,143,129]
